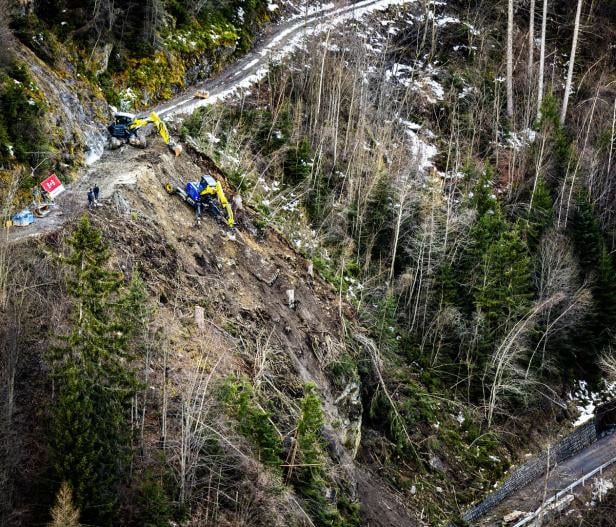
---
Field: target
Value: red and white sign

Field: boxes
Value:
[41,174,65,198]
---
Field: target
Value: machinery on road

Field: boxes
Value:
[166,174,235,228]
[108,111,183,156]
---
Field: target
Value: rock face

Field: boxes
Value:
[91,43,114,76]
[15,43,108,166]
[184,45,236,85]
[503,510,526,524]
[334,381,363,458]
[128,134,147,148]
[108,137,123,150]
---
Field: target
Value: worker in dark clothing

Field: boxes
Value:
[87,189,94,210]
[93,184,100,203]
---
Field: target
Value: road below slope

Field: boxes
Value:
[7,0,418,244]
[476,433,616,526]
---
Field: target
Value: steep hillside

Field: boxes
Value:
[3,0,616,526]
[3,141,424,526]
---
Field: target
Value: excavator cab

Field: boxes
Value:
[200,175,217,190]
[166,173,235,229]
[108,112,136,139]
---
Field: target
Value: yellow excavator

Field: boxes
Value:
[166,174,234,228]
[108,111,183,156]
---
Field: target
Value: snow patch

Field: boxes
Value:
[286,2,335,22]
[569,380,616,427]
[590,478,614,506]
[206,132,221,144]
[399,119,438,171]
[507,128,537,150]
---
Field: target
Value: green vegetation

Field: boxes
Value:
[220,378,359,527]
[134,469,174,527]
[220,377,283,468]
[291,383,360,527]
[10,0,273,109]
[0,62,49,166]
[48,217,143,524]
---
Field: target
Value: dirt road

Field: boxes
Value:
[476,433,616,526]
[7,0,416,244]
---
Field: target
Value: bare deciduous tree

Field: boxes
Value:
[528,0,536,80]
[600,349,616,382]
[537,0,549,119]
[561,0,584,125]
[506,0,515,118]
[484,296,559,427]
[529,231,591,373]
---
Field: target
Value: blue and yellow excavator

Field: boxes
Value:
[108,111,183,156]
[166,174,235,228]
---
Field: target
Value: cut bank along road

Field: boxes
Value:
[7,0,418,244]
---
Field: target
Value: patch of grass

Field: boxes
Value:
[0,62,51,192]
[326,353,358,390]
[11,14,61,65]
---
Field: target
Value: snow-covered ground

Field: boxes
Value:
[590,478,614,506]
[569,380,616,427]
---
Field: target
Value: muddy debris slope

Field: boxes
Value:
[51,142,416,525]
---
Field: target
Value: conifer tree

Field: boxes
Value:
[593,245,616,343]
[297,383,324,478]
[527,177,554,249]
[221,377,283,468]
[49,482,80,527]
[458,171,534,384]
[571,193,602,273]
[49,216,139,525]
[568,195,616,378]
[293,383,348,526]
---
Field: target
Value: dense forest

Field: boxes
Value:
[2,0,616,526]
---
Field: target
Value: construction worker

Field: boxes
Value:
[31,186,42,205]
[87,189,94,210]
[93,184,100,204]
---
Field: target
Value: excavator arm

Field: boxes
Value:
[129,112,171,144]
[199,181,235,228]
[215,180,235,228]
[127,112,182,155]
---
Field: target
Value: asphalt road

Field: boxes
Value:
[477,433,616,526]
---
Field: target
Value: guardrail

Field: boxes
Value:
[460,422,616,525]
[511,455,616,527]
[461,422,598,524]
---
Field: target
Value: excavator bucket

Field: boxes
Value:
[128,134,147,148]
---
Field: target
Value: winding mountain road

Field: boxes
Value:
[6,0,416,243]
[155,0,416,118]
